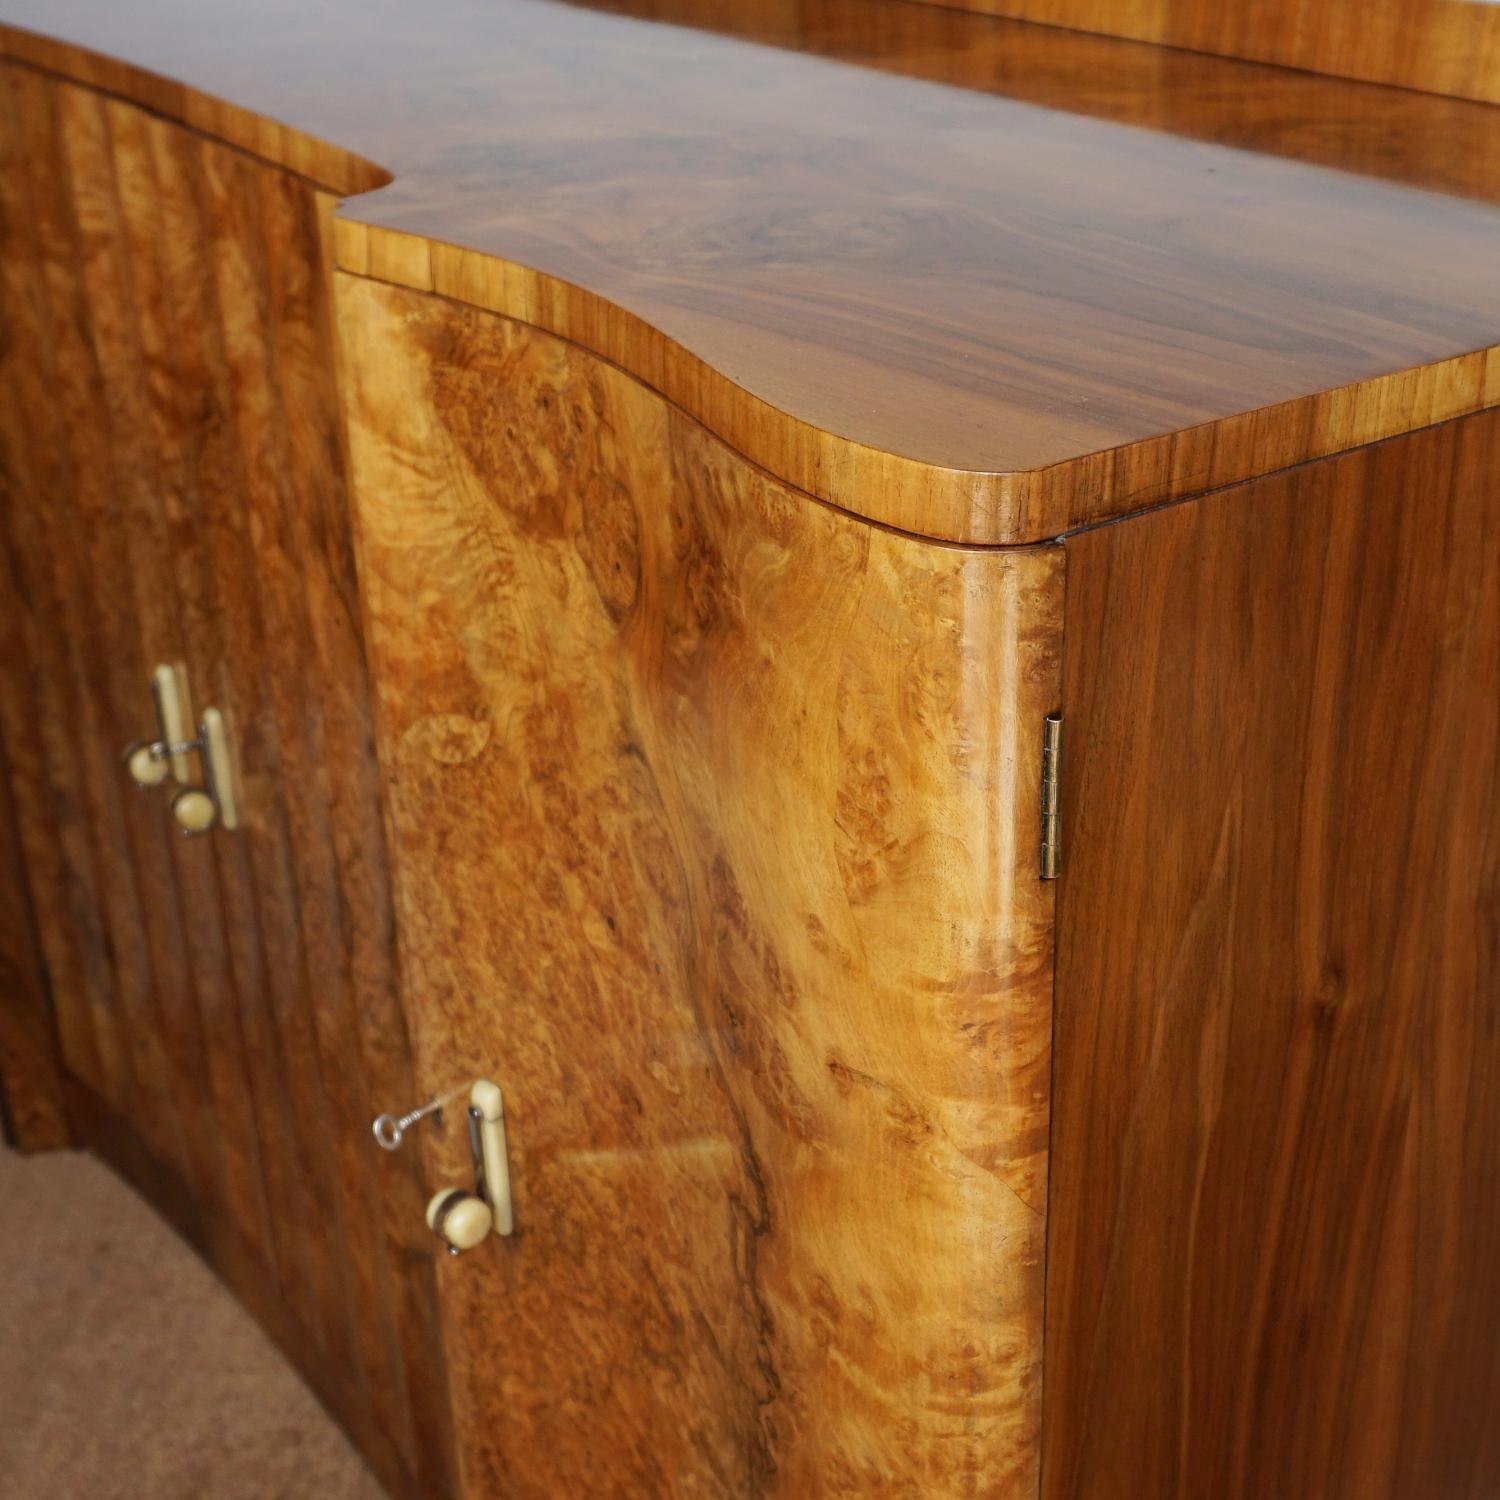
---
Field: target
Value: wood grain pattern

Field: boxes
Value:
[0,19,382,195]
[1047,408,1500,1499]
[0,730,71,1150]
[0,61,454,1500]
[0,63,115,1132]
[3,0,1500,541]
[1,58,174,1164]
[602,0,1500,210]
[339,270,1064,1498]
[906,0,1500,107]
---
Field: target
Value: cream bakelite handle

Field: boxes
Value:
[152,663,193,785]
[123,666,239,834]
[470,1079,514,1237]
[124,662,192,789]
[170,787,218,834]
[426,1189,493,1253]
[124,740,172,788]
[421,1078,514,1256]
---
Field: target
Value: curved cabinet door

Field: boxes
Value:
[340,272,1065,1499]
[0,59,454,1500]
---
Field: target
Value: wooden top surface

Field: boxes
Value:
[911,0,1500,107]
[4,0,1500,543]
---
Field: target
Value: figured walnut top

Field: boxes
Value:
[5,0,1500,541]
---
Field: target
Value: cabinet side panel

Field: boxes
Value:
[1047,409,1500,1499]
[338,270,1064,1499]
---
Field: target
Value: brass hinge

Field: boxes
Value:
[1040,713,1063,880]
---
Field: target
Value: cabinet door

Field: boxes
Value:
[340,272,1065,1498]
[0,61,455,1500]
[0,58,199,1176]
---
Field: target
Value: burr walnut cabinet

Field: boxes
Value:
[1,2,1498,1497]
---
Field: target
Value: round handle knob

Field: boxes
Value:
[124,741,171,789]
[170,787,218,835]
[426,1189,492,1254]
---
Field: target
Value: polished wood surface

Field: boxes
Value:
[0,733,70,1151]
[0,62,453,1499]
[1047,409,1500,1498]
[4,1,1499,1492]
[339,271,1064,1497]
[600,0,1500,210]
[912,0,1500,106]
[3,0,1500,541]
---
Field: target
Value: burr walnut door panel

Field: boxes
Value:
[338,269,1065,1499]
[1047,407,1500,1500]
[0,60,453,1500]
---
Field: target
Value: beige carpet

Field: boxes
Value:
[0,1146,387,1500]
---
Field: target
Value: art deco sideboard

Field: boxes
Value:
[1,1,1498,1496]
